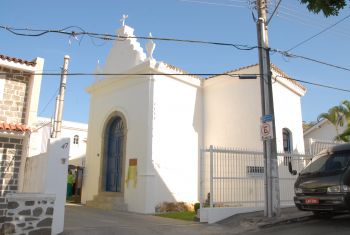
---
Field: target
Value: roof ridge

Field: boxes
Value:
[206,63,306,91]
[206,64,258,79]
[162,62,202,79]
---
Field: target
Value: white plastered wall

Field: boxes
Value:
[203,65,305,153]
[273,80,305,153]
[82,73,155,213]
[152,72,202,206]
[203,67,262,150]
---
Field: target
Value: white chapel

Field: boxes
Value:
[81,20,306,214]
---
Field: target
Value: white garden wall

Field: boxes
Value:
[22,138,69,235]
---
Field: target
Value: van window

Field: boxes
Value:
[300,152,350,176]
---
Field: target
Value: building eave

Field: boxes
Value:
[0,54,42,72]
[303,119,328,136]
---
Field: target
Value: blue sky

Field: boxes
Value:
[1,0,350,124]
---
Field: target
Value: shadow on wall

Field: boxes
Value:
[152,167,195,213]
[193,89,203,202]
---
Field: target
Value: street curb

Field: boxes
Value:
[258,215,314,228]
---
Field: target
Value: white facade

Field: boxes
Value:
[304,119,348,143]
[303,119,347,153]
[29,117,88,166]
[204,65,306,153]
[82,23,306,214]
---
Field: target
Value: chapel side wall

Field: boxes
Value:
[203,66,305,154]
[152,75,202,206]
[272,81,305,153]
[203,68,263,150]
[82,76,153,213]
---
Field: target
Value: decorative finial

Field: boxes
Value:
[146,32,156,60]
[94,59,101,81]
[120,14,128,26]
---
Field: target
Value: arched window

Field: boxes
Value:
[282,128,292,153]
[282,128,292,166]
[73,135,79,145]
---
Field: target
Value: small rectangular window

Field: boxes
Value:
[247,166,264,175]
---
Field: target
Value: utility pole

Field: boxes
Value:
[256,0,280,217]
[53,55,70,138]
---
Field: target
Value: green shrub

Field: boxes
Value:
[194,203,200,213]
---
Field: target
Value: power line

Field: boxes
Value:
[267,0,282,25]
[292,78,350,93]
[1,71,349,93]
[273,49,350,73]
[39,87,59,115]
[287,13,350,51]
[0,72,252,77]
[178,0,248,8]
[0,25,257,51]
[277,6,350,38]
[2,25,350,75]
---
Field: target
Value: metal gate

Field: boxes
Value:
[200,146,313,209]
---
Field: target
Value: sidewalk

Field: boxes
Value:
[218,206,313,232]
[62,204,313,235]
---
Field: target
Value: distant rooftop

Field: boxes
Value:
[0,122,31,133]
[0,54,37,67]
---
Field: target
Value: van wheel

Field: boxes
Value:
[312,211,333,219]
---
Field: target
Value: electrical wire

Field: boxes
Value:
[39,87,60,115]
[2,25,350,82]
[273,49,350,73]
[0,25,257,51]
[277,5,350,38]
[291,78,350,93]
[0,72,255,77]
[287,13,350,51]
[0,71,349,93]
[267,0,282,25]
[178,0,248,8]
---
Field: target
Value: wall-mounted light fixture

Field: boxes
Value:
[239,74,257,80]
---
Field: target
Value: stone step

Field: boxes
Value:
[86,200,128,211]
[86,193,127,211]
[92,195,123,203]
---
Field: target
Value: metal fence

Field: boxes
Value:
[305,138,339,155]
[199,146,313,209]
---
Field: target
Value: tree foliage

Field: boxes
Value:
[300,0,348,17]
[317,106,344,136]
[317,100,350,142]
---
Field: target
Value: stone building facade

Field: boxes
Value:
[0,54,44,224]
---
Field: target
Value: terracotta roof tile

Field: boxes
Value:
[0,54,36,67]
[0,122,31,133]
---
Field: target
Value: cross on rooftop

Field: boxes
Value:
[120,14,128,26]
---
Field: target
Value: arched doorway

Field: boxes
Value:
[103,115,125,192]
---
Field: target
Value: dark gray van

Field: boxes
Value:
[293,143,350,216]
